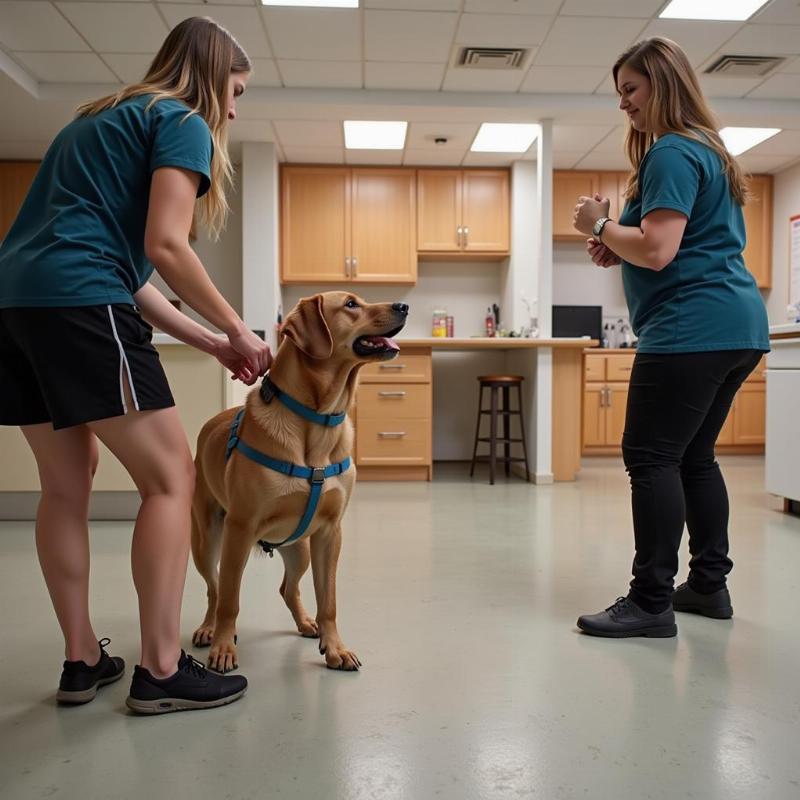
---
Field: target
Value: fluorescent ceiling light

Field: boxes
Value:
[344,120,407,150]
[659,0,768,21]
[470,123,539,153]
[261,1,358,7]
[719,126,780,156]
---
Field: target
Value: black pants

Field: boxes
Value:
[621,349,763,613]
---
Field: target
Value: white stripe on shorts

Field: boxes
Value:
[106,305,140,413]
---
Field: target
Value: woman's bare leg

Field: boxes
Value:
[22,423,100,665]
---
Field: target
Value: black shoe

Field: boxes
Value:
[577,597,677,638]
[672,582,733,619]
[56,638,125,704]
[126,650,247,715]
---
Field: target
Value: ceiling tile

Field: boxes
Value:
[777,57,800,74]
[737,153,797,173]
[365,0,461,9]
[164,0,252,4]
[102,53,153,84]
[553,125,613,152]
[455,14,552,48]
[462,151,518,166]
[574,151,631,170]
[553,151,585,169]
[57,2,168,53]
[282,146,344,164]
[749,0,800,25]
[717,23,800,56]
[158,4,273,59]
[273,120,344,148]
[15,52,117,84]
[365,10,458,63]
[594,72,617,95]
[560,0,663,17]
[0,1,88,52]
[248,59,282,88]
[521,65,608,94]
[262,8,360,61]
[365,62,445,91]
[406,121,479,150]
[228,120,276,141]
[279,60,361,89]
[534,17,648,67]
[0,139,52,159]
[403,147,467,166]
[442,66,526,92]
[746,73,800,100]
[591,126,627,154]
[699,74,765,98]
[742,129,800,156]
[638,20,743,69]
[345,149,404,165]
[465,0,562,13]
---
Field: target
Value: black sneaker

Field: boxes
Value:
[672,582,733,619]
[56,638,125,704]
[125,650,247,715]
[577,597,678,638]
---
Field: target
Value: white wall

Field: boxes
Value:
[769,162,800,323]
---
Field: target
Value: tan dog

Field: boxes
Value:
[190,291,408,672]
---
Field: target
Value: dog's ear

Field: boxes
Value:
[281,294,334,360]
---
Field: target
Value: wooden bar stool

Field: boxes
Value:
[469,375,530,485]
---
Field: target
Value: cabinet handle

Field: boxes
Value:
[378,431,407,438]
[599,387,606,407]
[345,256,351,278]
[456,225,463,247]
[378,391,407,397]
[605,387,612,407]
[379,363,406,370]
[463,226,469,247]
[352,256,358,278]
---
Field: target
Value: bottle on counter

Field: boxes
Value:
[432,308,447,337]
[445,315,454,338]
[485,307,495,338]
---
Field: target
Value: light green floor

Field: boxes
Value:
[1,457,798,800]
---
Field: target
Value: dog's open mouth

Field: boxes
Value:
[353,326,404,359]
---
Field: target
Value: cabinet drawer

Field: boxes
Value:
[585,354,605,382]
[606,353,635,381]
[356,418,430,465]
[360,355,431,383]
[356,383,431,419]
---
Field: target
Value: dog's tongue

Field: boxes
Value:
[370,336,400,352]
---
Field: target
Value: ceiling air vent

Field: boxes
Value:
[457,47,529,70]
[704,54,785,77]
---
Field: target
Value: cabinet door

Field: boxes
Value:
[605,382,629,447]
[716,406,735,446]
[417,170,461,252]
[281,167,350,283]
[0,161,39,241]
[462,170,509,252]
[598,172,621,222]
[742,174,772,289]
[553,171,599,239]
[733,383,765,445]
[583,384,606,447]
[351,169,416,283]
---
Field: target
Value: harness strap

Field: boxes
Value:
[261,375,346,428]
[225,408,351,556]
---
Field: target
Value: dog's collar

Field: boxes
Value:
[259,374,347,428]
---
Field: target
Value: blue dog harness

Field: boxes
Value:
[225,376,351,556]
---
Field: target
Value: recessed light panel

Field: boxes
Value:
[659,0,768,21]
[344,121,408,150]
[470,123,539,153]
[719,126,781,156]
[261,1,358,8]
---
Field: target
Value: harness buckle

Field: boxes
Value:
[260,380,275,405]
[310,467,326,485]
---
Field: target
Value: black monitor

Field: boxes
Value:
[552,305,602,342]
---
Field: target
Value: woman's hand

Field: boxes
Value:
[574,193,610,236]
[211,337,258,384]
[587,237,621,268]
[226,324,273,384]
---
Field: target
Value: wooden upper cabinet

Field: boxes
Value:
[553,171,598,239]
[351,169,416,283]
[281,166,416,284]
[281,167,350,282]
[0,161,40,242]
[742,174,772,289]
[417,168,509,256]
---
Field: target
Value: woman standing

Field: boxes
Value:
[573,37,769,638]
[0,17,271,711]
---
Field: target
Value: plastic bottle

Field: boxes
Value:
[432,308,447,337]
[485,307,495,338]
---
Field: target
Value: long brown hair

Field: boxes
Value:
[76,17,250,238]
[613,37,748,206]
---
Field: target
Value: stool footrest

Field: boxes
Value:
[472,456,528,463]
[479,409,522,415]
[477,437,525,444]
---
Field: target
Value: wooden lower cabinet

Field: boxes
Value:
[354,348,432,480]
[1,161,40,241]
[582,350,766,455]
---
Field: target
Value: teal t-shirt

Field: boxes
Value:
[617,133,769,353]
[0,95,212,308]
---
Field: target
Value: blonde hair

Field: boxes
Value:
[613,37,748,206]
[76,17,250,239]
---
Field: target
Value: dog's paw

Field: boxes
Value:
[208,638,239,673]
[297,618,319,638]
[192,624,214,648]
[320,642,361,671]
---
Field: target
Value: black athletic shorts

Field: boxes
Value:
[0,304,174,430]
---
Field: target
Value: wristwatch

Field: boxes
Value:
[592,216,611,240]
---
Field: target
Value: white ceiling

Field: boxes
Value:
[2,0,800,172]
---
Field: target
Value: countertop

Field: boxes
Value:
[770,323,800,339]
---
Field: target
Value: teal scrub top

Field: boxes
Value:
[0,94,212,309]
[617,132,769,354]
